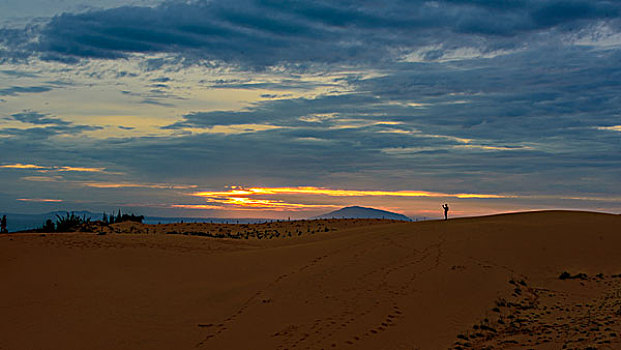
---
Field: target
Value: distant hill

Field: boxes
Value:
[313,206,411,221]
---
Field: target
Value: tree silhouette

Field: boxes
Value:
[1,215,7,233]
[103,210,144,224]
[55,212,87,232]
[41,219,55,232]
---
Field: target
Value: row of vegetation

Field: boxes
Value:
[102,210,144,224]
[166,225,332,240]
[37,210,144,233]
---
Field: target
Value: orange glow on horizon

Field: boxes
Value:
[0,163,47,170]
[193,186,509,200]
[1,163,109,173]
[57,166,106,173]
[187,185,512,211]
[175,195,341,211]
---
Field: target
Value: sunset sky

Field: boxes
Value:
[1,0,620,219]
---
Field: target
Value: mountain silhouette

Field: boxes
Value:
[314,206,411,221]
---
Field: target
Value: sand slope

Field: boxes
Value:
[1,211,620,349]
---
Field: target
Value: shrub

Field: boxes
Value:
[559,271,571,280]
[55,212,88,232]
[41,219,55,233]
[559,271,588,280]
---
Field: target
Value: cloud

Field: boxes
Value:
[0,163,47,170]
[0,70,39,78]
[0,86,52,96]
[17,198,63,202]
[183,185,620,213]
[83,182,197,189]
[0,0,620,216]
[20,176,63,182]
[14,175,199,196]
[1,110,102,139]
[185,186,513,212]
[453,144,534,151]
[0,125,102,140]
[9,111,70,125]
[179,124,285,135]
[162,94,390,129]
[3,36,613,205]
[531,1,619,27]
[596,125,621,132]
[192,186,510,200]
[1,163,108,173]
[139,98,175,107]
[2,0,619,67]
[57,166,107,172]
[172,198,340,211]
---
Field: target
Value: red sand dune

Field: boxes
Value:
[1,210,620,349]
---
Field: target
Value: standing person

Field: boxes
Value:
[1,215,7,233]
[442,204,449,221]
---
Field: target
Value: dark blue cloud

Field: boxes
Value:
[532,1,619,27]
[9,111,70,125]
[1,110,101,140]
[1,124,102,140]
[0,27,34,62]
[0,70,39,78]
[140,98,175,107]
[2,0,618,66]
[1,0,620,214]
[150,77,170,82]
[149,41,620,199]
[208,79,334,91]
[0,85,52,96]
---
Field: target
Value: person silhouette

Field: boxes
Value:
[442,204,449,221]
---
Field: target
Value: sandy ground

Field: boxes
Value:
[1,211,620,350]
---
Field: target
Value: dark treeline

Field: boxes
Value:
[38,212,90,233]
[102,210,144,225]
[37,210,144,233]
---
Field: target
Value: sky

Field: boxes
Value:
[0,0,620,219]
